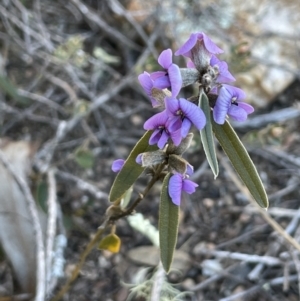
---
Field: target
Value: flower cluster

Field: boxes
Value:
[114,32,254,206]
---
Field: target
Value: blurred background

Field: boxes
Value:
[0,0,300,300]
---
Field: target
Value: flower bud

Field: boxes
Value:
[167,133,194,155]
[137,150,166,167]
[201,74,212,87]
[168,154,189,175]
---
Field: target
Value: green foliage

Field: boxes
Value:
[35,180,48,213]
[74,148,95,169]
[159,173,179,273]
[212,117,269,208]
[199,91,219,178]
[109,130,158,202]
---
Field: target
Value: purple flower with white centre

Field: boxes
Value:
[150,49,182,97]
[210,55,235,83]
[144,110,182,149]
[168,174,198,206]
[213,84,254,124]
[111,159,125,173]
[138,72,160,107]
[175,32,223,58]
[165,97,206,138]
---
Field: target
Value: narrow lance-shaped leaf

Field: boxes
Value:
[199,91,219,178]
[109,131,158,202]
[212,117,268,208]
[159,173,179,273]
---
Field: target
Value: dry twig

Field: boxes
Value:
[45,169,58,296]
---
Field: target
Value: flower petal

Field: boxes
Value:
[170,128,182,146]
[111,159,125,172]
[186,164,194,176]
[182,179,198,194]
[150,71,167,80]
[211,56,235,83]
[237,102,254,114]
[144,111,168,130]
[168,64,182,97]
[187,60,196,68]
[167,116,182,133]
[179,98,206,130]
[223,84,246,101]
[213,87,232,124]
[181,118,192,138]
[165,97,179,115]
[135,154,142,165]
[153,75,171,90]
[138,72,153,95]
[138,72,160,107]
[168,174,183,206]
[149,129,161,145]
[158,49,173,69]
[175,33,198,57]
[157,130,169,149]
[228,104,247,121]
[202,33,224,54]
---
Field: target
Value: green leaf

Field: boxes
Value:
[159,173,180,273]
[36,180,48,213]
[212,118,268,208]
[109,131,158,202]
[199,92,219,178]
[75,148,95,169]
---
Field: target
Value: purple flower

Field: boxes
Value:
[144,110,182,149]
[168,174,198,206]
[112,159,125,172]
[210,55,235,83]
[175,32,223,58]
[165,97,206,138]
[138,72,160,107]
[213,85,254,124]
[150,49,182,97]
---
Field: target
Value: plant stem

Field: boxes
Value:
[111,163,166,220]
[51,163,166,301]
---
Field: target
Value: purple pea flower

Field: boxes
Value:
[144,110,182,149]
[165,97,206,138]
[112,159,125,172]
[138,72,160,107]
[175,32,223,58]
[168,174,198,206]
[150,49,182,97]
[213,84,254,124]
[210,55,235,83]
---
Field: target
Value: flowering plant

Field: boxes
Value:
[107,32,268,273]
